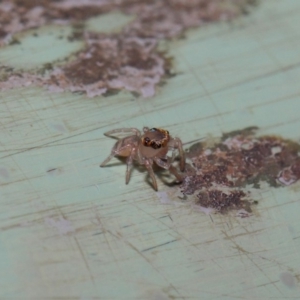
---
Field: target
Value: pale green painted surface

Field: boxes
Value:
[86,12,135,34]
[1,1,300,299]
[0,25,83,70]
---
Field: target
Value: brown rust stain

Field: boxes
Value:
[181,127,300,214]
[47,34,167,97]
[0,1,258,42]
[0,0,258,97]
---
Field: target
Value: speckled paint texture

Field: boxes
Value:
[1,0,300,299]
[0,0,256,97]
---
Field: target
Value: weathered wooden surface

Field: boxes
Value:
[1,0,300,298]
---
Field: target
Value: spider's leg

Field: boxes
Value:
[101,135,138,168]
[169,148,176,163]
[169,137,185,171]
[104,128,141,137]
[155,157,183,181]
[145,159,158,191]
[100,142,119,167]
[125,147,137,184]
[136,148,144,165]
[154,157,171,170]
[168,165,183,182]
[100,153,115,167]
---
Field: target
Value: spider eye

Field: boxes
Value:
[150,128,157,132]
[152,143,161,149]
[143,137,151,146]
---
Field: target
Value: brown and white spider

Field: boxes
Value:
[100,127,185,191]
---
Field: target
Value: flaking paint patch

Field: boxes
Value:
[44,216,75,235]
[280,272,297,289]
[157,191,173,205]
[46,34,166,98]
[0,167,9,180]
[181,127,300,214]
[0,0,258,97]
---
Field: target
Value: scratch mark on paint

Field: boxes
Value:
[142,239,178,252]
[74,236,97,288]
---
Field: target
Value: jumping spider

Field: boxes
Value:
[100,127,185,191]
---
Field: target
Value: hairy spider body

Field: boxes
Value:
[100,127,185,191]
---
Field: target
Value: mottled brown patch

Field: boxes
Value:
[181,127,300,214]
[43,34,166,97]
[0,0,257,97]
[64,36,158,84]
[197,190,248,213]
[121,0,258,39]
[46,6,106,22]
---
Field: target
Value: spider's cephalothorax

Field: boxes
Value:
[142,128,169,149]
[100,127,185,191]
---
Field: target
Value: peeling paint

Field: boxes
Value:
[0,167,9,180]
[181,127,300,214]
[44,216,75,235]
[280,272,297,289]
[46,34,166,98]
[157,191,173,205]
[0,0,257,97]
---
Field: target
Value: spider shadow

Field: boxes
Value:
[134,161,182,190]
[102,157,182,189]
